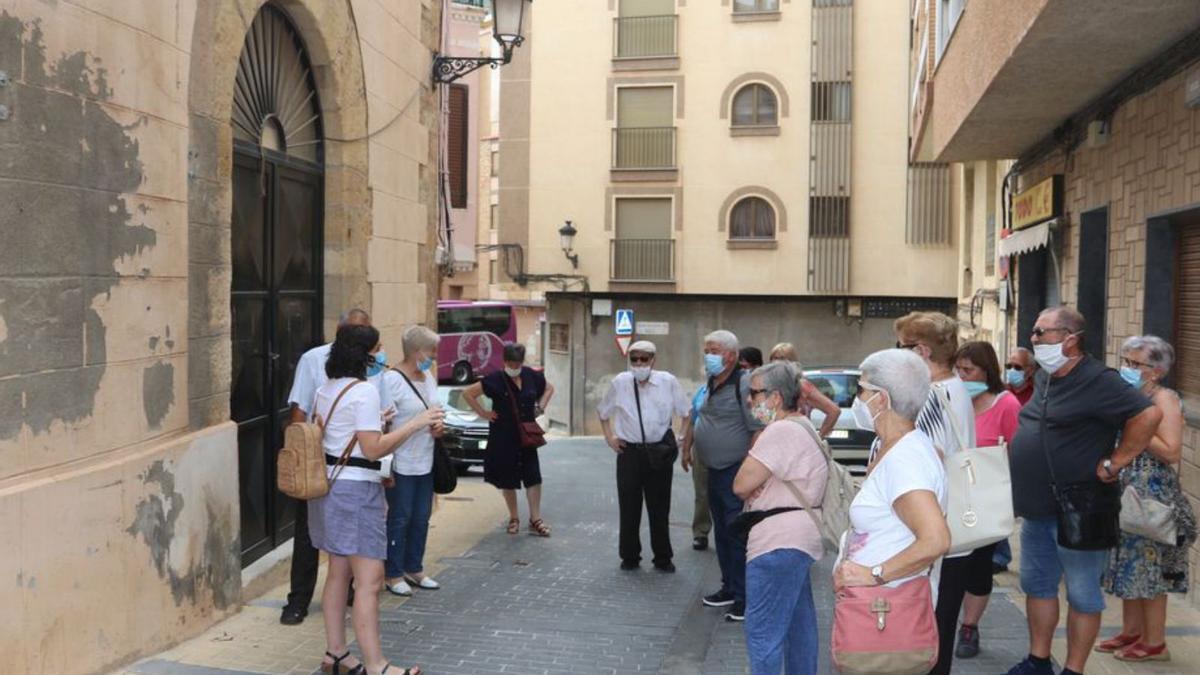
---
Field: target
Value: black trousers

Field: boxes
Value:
[930,543,999,675]
[616,444,675,565]
[285,499,320,611]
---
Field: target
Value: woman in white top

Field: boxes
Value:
[308,324,441,675]
[834,348,949,598]
[381,326,445,596]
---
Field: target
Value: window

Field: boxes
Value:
[937,0,966,61]
[811,82,851,122]
[488,260,497,284]
[436,305,513,335]
[729,197,776,239]
[1176,225,1200,403]
[734,0,778,12]
[731,84,778,127]
[616,0,677,58]
[490,203,498,230]
[490,150,499,177]
[448,85,469,208]
[615,86,675,169]
[809,196,849,237]
[549,323,570,353]
[613,197,674,281]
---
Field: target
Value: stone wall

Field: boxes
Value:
[1017,62,1200,604]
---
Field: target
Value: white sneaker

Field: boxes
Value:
[384,579,412,596]
[405,575,440,590]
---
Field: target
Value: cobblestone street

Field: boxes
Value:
[124,437,1044,675]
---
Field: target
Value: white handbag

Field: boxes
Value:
[936,388,1016,556]
[1119,485,1178,545]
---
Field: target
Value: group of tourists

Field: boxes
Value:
[598,307,1195,675]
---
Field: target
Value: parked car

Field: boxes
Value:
[437,385,491,472]
[803,368,877,475]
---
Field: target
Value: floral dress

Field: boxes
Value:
[1102,451,1198,598]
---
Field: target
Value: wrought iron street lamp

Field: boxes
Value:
[432,0,532,84]
[559,220,579,269]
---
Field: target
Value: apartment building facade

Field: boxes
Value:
[910,0,1200,603]
[500,0,960,433]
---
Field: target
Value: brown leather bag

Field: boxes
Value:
[504,373,546,449]
[277,380,361,500]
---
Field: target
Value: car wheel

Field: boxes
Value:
[451,361,473,385]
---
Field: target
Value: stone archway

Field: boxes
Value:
[185,0,371,429]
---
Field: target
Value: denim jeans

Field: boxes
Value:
[384,472,434,578]
[993,538,1013,567]
[745,548,818,675]
[707,461,746,603]
[1019,517,1107,613]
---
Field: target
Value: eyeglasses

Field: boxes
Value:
[856,382,884,396]
[1005,364,1024,371]
[629,355,652,364]
[896,341,920,351]
[748,388,769,398]
[1030,326,1072,338]
[1121,357,1152,369]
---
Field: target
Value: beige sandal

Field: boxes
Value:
[529,518,551,537]
[505,517,520,534]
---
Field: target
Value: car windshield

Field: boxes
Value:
[804,373,858,408]
[439,388,493,413]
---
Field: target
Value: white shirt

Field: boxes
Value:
[288,343,332,414]
[313,377,383,482]
[381,368,438,476]
[597,370,690,443]
[847,430,947,587]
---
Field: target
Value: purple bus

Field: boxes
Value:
[436,300,517,384]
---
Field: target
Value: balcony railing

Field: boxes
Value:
[610,239,675,282]
[612,127,676,170]
[613,15,678,58]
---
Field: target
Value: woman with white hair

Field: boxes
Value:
[380,325,446,597]
[833,349,949,651]
[1097,335,1196,662]
[732,360,829,675]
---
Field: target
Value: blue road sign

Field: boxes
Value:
[615,309,634,336]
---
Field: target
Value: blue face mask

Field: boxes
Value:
[418,355,435,372]
[1119,366,1143,388]
[367,351,387,377]
[1005,368,1026,388]
[963,381,989,399]
[704,353,725,377]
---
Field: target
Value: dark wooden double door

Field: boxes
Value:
[231,147,323,565]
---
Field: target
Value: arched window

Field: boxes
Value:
[731,83,778,127]
[730,197,776,239]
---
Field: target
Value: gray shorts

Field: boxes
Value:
[308,479,387,560]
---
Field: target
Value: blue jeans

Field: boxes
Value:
[707,461,746,603]
[1019,517,1107,613]
[384,472,434,578]
[994,537,1013,567]
[745,549,818,675]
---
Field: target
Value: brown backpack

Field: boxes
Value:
[277,380,362,500]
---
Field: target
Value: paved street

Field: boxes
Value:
[125,436,1041,675]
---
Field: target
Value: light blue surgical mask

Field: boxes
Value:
[963,381,989,399]
[367,351,387,377]
[418,355,435,372]
[1119,366,1143,388]
[1005,368,1026,388]
[704,353,725,377]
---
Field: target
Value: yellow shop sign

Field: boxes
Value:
[1012,175,1062,230]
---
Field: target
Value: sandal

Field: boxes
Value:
[506,517,520,534]
[528,518,551,537]
[1114,641,1170,662]
[1095,632,1141,653]
[322,651,364,675]
[378,663,421,675]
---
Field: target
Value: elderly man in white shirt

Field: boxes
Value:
[598,340,690,573]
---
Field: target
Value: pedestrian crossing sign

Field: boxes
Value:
[615,308,634,335]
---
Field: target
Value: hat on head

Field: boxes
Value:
[628,340,657,355]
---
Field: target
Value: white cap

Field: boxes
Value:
[628,340,657,355]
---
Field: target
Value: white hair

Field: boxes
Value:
[752,361,803,411]
[401,325,439,357]
[859,348,931,422]
[1122,335,1174,372]
[704,329,739,352]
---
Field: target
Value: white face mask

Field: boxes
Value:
[1033,342,1070,374]
[630,365,651,382]
[851,392,883,432]
[504,366,522,378]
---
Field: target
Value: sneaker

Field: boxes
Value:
[653,561,676,573]
[724,601,745,622]
[702,589,736,607]
[384,579,413,596]
[1003,656,1055,675]
[620,560,639,571]
[955,624,980,659]
[279,605,306,625]
[692,537,708,551]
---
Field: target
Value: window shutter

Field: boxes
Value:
[1177,226,1200,398]
[448,85,469,209]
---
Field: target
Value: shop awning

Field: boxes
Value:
[999,219,1055,257]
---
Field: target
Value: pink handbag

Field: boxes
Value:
[831,575,939,675]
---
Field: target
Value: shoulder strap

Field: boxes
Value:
[783,416,840,545]
[503,371,524,421]
[632,376,648,444]
[317,380,363,428]
[324,380,366,485]
[392,367,430,410]
[934,383,970,452]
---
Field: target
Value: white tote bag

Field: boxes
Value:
[937,388,1016,556]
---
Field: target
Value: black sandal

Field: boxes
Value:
[380,664,421,675]
[322,651,365,675]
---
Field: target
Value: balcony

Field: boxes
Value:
[612,127,676,171]
[610,239,675,282]
[613,15,678,64]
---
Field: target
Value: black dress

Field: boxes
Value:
[481,367,546,490]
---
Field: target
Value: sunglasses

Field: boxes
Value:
[895,341,920,351]
[1121,357,1151,369]
[856,382,884,396]
[748,388,769,398]
[1005,364,1024,371]
[629,355,653,364]
[1030,326,1072,338]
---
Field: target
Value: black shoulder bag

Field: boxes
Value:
[393,368,457,495]
[1039,376,1120,550]
[632,375,679,471]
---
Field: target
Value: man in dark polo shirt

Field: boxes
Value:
[692,329,764,622]
[1004,307,1161,675]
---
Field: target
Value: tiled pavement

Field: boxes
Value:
[120,436,1200,674]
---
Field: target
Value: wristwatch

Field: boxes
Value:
[1102,459,1116,477]
[871,565,885,586]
